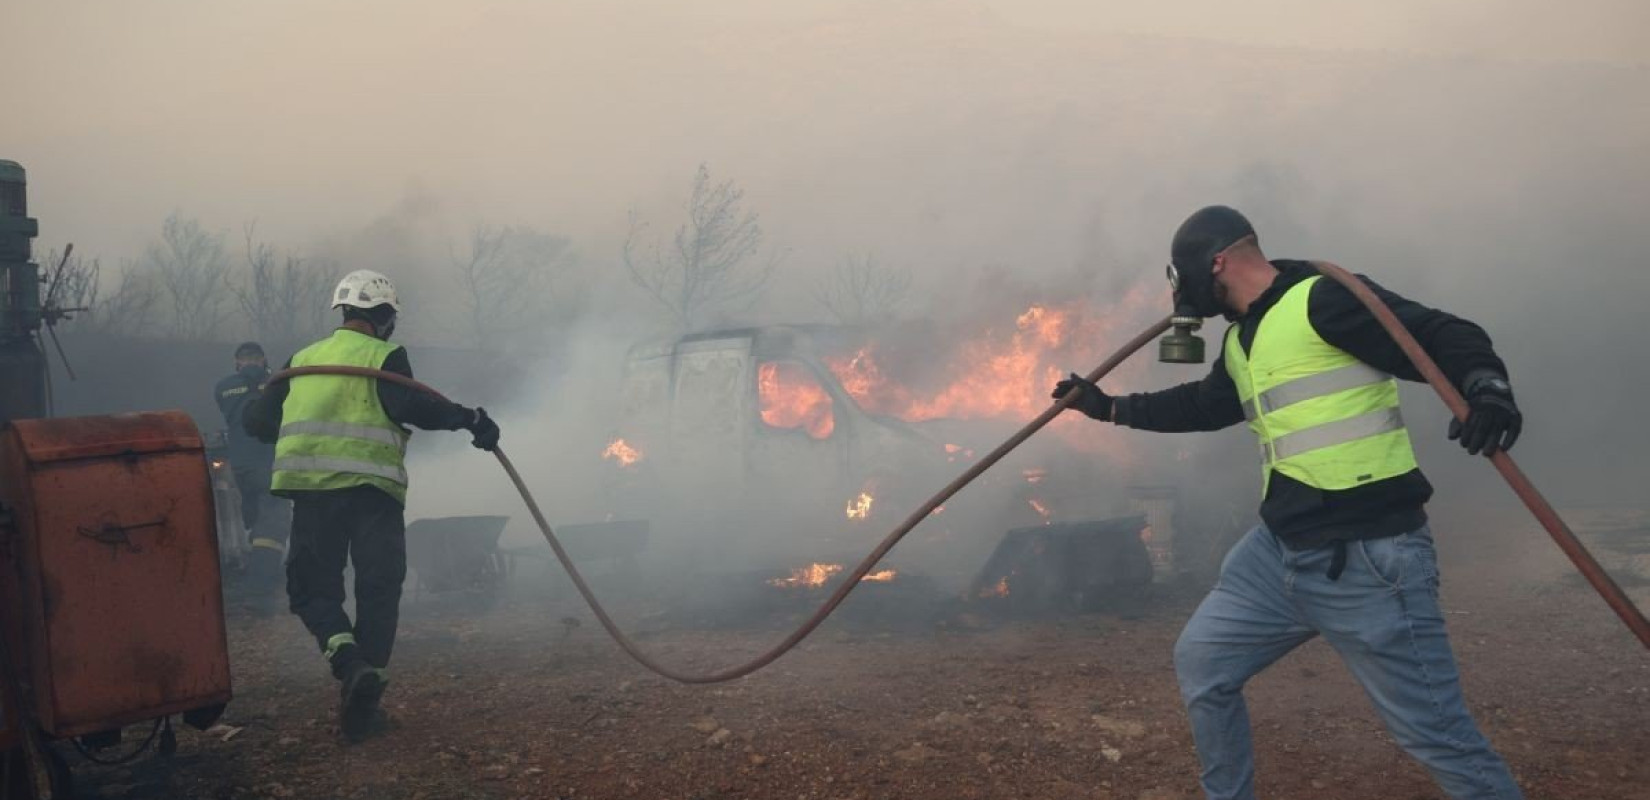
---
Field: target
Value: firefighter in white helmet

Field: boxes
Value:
[244,269,501,742]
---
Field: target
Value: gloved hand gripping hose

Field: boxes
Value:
[268,318,1172,683]
[1311,261,1650,648]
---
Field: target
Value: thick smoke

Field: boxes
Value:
[10,1,1648,603]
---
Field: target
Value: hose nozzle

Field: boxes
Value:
[1159,316,1205,364]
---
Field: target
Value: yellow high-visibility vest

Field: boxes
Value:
[1224,275,1418,496]
[272,329,409,503]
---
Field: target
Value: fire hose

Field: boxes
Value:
[269,261,1649,686]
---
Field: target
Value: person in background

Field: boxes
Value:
[213,340,290,613]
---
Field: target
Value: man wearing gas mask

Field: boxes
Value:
[1053,206,1523,800]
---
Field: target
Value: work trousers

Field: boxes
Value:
[286,486,407,672]
[233,463,291,588]
[1173,525,1522,800]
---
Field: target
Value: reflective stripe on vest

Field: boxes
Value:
[1225,274,1418,494]
[272,328,409,503]
[273,455,408,485]
[1267,406,1406,461]
[279,420,408,450]
[1241,362,1391,422]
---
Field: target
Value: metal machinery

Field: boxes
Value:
[0,160,232,798]
[204,430,251,573]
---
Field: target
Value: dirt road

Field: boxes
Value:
[69,508,1650,800]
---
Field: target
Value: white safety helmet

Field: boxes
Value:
[331,270,401,312]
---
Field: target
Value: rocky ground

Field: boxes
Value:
[56,505,1650,800]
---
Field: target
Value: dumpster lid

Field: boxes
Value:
[5,411,204,464]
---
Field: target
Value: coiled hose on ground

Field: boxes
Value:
[269,261,1649,685]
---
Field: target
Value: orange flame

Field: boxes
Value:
[767,563,899,588]
[821,284,1161,465]
[845,491,874,521]
[1029,498,1052,521]
[768,562,843,588]
[825,304,1077,422]
[602,438,643,468]
[1023,467,1047,484]
[759,362,835,439]
[980,576,1010,599]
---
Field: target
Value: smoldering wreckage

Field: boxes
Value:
[0,158,1647,800]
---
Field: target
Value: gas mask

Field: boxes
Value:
[1157,205,1256,364]
[1158,258,1218,364]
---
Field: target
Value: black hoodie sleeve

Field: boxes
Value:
[375,348,475,432]
[1307,273,1509,391]
[243,350,474,442]
[1112,338,1247,433]
[241,358,291,444]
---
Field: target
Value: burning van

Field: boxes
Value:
[601,326,956,562]
[593,316,1215,591]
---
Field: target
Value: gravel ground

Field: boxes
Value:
[59,506,1650,800]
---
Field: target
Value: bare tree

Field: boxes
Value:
[89,261,162,337]
[623,164,779,330]
[810,252,912,326]
[235,221,334,345]
[451,224,579,348]
[144,212,232,341]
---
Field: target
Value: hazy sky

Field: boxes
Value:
[6,0,1648,508]
[6,0,1646,260]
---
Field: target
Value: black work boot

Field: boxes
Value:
[337,659,389,743]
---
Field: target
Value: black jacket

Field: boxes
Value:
[243,339,473,460]
[214,369,276,470]
[1113,260,1509,549]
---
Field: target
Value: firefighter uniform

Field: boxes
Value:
[214,365,291,597]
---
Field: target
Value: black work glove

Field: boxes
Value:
[465,407,501,452]
[1051,372,1114,421]
[1449,373,1521,457]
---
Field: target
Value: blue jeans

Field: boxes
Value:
[1173,526,1522,800]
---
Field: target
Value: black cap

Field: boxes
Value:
[1171,206,1255,270]
[234,341,265,359]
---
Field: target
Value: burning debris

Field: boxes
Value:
[768,562,843,589]
[765,562,900,588]
[603,437,643,468]
[980,575,1011,599]
[1028,498,1052,522]
[845,488,875,521]
[661,560,937,633]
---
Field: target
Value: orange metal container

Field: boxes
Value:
[0,411,231,737]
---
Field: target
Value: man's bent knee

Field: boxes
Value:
[1173,627,1228,703]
